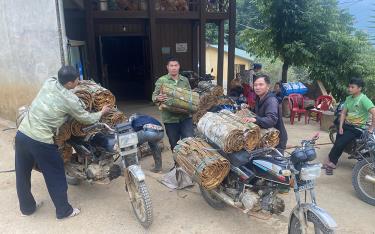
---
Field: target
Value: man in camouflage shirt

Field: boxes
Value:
[152,57,194,152]
[16,66,111,219]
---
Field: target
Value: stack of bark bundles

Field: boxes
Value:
[193,82,232,124]
[236,109,280,148]
[159,83,199,114]
[217,110,261,151]
[197,112,244,153]
[54,80,126,162]
[73,80,116,112]
[155,0,188,11]
[173,137,230,190]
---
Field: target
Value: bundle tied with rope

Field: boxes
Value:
[73,80,116,111]
[100,108,127,127]
[236,109,280,148]
[173,137,230,190]
[192,84,229,124]
[159,83,199,114]
[197,112,244,153]
[217,109,261,151]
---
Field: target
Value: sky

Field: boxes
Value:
[338,0,375,42]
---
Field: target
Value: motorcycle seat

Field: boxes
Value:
[226,150,250,167]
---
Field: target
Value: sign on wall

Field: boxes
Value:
[176,43,188,53]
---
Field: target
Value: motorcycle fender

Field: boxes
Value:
[288,203,337,232]
[128,165,145,182]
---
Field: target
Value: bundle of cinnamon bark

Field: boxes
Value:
[54,80,126,162]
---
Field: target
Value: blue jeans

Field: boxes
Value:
[164,118,194,150]
[137,128,164,159]
[15,131,73,218]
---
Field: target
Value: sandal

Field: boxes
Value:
[325,166,334,176]
[322,161,336,170]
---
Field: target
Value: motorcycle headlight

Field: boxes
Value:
[118,132,138,148]
[300,163,322,181]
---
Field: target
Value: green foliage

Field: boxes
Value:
[240,0,354,82]
[309,32,375,100]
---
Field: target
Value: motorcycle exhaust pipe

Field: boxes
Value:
[210,190,243,210]
[365,175,375,184]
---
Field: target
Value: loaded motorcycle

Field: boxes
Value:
[65,122,153,227]
[328,102,375,205]
[200,135,337,234]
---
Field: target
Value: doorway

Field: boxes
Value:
[98,36,151,100]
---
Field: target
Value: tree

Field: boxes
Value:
[309,31,375,100]
[205,0,261,49]
[240,0,348,82]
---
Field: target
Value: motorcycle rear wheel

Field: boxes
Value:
[127,174,153,228]
[352,158,375,206]
[289,212,334,234]
[199,186,226,209]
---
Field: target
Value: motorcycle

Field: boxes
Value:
[328,102,375,205]
[180,70,214,90]
[65,122,153,228]
[199,135,337,234]
[351,131,375,206]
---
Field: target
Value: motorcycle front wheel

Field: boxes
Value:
[127,173,153,228]
[289,212,334,234]
[352,158,375,206]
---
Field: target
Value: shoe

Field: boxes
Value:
[58,208,80,220]
[21,201,44,217]
[325,166,334,176]
[69,208,80,218]
[150,147,162,173]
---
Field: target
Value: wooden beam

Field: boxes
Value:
[217,20,224,86]
[93,10,149,19]
[148,0,158,83]
[84,0,98,80]
[227,0,236,91]
[199,0,207,77]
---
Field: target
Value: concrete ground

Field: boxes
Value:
[0,103,374,234]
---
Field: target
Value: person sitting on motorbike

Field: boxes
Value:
[129,114,164,173]
[16,66,111,219]
[324,77,375,175]
[243,75,288,154]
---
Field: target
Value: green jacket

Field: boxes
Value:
[152,74,191,123]
[19,77,102,144]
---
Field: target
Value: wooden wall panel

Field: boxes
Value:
[153,20,194,79]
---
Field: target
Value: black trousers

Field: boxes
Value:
[164,118,194,151]
[15,131,73,218]
[328,124,362,165]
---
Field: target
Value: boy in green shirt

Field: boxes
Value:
[325,77,375,175]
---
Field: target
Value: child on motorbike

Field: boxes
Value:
[324,77,375,175]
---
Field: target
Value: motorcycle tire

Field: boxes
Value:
[289,212,334,234]
[199,186,226,210]
[352,158,375,206]
[127,174,153,228]
[66,172,81,186]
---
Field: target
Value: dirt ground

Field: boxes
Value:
[0,102,374,234]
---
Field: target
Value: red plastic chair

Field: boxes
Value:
[308,95,333,125]
[288,94,307,125]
